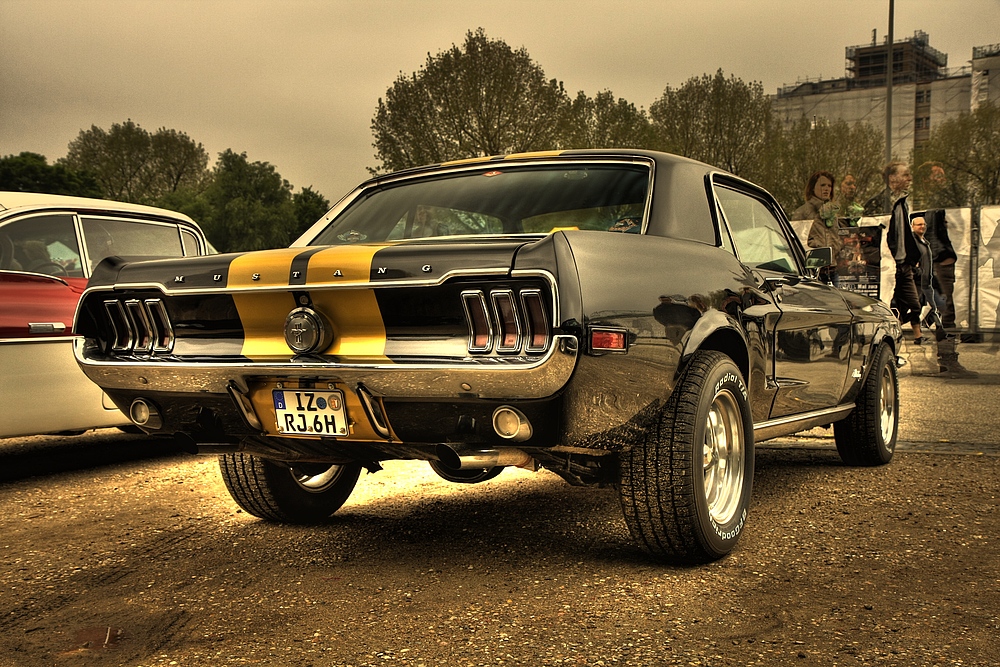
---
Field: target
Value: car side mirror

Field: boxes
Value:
[805,247,834,273]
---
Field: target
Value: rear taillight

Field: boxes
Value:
[461,292,492,352]
[101,297,174,355]
[462,288,551,355]
[491,291,522,352]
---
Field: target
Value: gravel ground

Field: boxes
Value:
[0,446,997,666]
[1,341,997,666]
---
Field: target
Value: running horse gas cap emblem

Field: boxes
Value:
[283,307,332,354]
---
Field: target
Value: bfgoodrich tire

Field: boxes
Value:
[618,351,754,564]
[834,342,898,466]
[219,453,361,523]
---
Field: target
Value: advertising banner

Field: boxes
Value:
[977,206,1000,332]
[836,223,884,299]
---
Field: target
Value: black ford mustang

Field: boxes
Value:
[74,150,902,564]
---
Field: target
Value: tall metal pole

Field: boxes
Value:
[885,0,895,164]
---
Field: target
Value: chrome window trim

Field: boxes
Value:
[292,155,657,246]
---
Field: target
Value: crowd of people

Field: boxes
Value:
[788,163,976,379]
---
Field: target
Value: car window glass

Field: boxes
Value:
[0,214,84,277]
[180,228,201,256]
[385,205,503,240]
[82,217,184,271]
[715,187,798,274]
[309,164,651,245]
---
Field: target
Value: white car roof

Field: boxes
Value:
[0,191,198,225]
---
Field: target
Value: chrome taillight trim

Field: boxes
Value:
[491,290,522,354]
[124,299,154,353]
[104,299,133,352]
[520,289,549,353]
[461,291,494,353]
[463,287,551,355]
[102,297,174,355]
[145,299,175,352]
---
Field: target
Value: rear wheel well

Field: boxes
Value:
[689,328,749,384]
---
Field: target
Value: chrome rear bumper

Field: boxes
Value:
[74,335,580,400]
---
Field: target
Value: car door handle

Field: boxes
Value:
[28,322,67,334]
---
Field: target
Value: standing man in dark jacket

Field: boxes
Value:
[915,210,977,377]
[922,208,958,330]
[881,161,924,343]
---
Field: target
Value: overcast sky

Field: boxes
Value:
[2,0,998,202]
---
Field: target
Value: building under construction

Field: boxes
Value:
[772,31,1000,157]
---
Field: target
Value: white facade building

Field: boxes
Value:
[772,32,999,160]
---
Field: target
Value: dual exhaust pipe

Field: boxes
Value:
[128,396,535,471]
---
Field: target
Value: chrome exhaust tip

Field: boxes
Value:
[435,444,533,471]
[492,406,532,442]
[129,398,163,429]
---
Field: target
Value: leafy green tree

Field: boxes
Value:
[292,186,331,240]
[912,101,1000,207]
[0,152,103,197]
[560,90,652,149]
[763,117,885,215]
[199,149,296,252]
[649,69,772,178]
[61,120,208,204]
[370,28,571,173]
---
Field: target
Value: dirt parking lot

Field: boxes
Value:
[1,342,998,666]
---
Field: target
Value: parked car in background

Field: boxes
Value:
[74,150,902,564]
[0,192,212,438]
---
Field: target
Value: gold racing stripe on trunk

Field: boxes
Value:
[305,245,389,359]
[228,245,390,360]
[234,292,299,358]
[310,290,387,358]
[305,244,389,285]
[226,248,303,288]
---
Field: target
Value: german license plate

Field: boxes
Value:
[273,389,348,437]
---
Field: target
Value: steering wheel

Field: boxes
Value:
[30,261,68,276]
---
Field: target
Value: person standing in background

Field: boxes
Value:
[792,171,841,285]
[915,210,977,378]
[881,162,924,343]
[835,174,864,226]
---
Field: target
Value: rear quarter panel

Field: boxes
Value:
[518,230,764,451]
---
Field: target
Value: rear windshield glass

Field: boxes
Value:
[309,163,650,245]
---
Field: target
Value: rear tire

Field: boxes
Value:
[219,453,361,523]
[834,342,898,466]
[617,351,754,564]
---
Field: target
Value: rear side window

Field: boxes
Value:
[82,217,184,271]
[715,187,799,274]
[181,228,203,256]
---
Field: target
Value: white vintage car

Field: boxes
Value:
[0,192,212,438]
